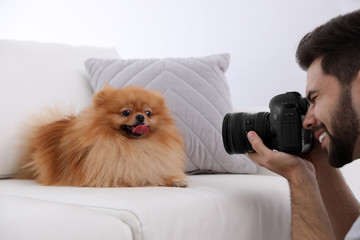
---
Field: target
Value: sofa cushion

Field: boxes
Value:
[85,54,256,174]
[0,175,291,240]
[0,40,119,178]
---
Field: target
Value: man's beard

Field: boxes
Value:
[327,86,359,168]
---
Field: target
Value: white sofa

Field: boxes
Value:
[0,39,291,240]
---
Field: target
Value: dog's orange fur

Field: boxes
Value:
[17,86,187,187]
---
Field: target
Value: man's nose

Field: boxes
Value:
[303,106,316,130]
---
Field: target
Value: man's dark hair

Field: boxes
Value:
[296,10,360,84]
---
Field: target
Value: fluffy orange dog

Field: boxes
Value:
[17,86,187,187]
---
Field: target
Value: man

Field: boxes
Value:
[247,10,360,240]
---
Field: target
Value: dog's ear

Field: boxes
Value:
[103,83,113,90]
[93,85,115,106]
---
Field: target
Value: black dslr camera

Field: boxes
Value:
[222,92,312,154]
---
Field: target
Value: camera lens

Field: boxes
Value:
[222,112,270,154]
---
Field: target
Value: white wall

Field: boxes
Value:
[1,0,359,108]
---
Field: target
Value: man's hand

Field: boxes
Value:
[247,130,337,239]
[246,131,315,182]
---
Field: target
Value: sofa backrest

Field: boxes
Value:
[0,40,119,178]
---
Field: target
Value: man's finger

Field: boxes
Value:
[247,131,272,156]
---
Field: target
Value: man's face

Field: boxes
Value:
[303,58,360,167]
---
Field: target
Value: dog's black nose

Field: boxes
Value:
[136,114,145,123]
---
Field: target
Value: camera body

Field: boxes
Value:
[222,92,312,154]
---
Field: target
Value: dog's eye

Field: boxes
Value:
[122,110,131,116]
[145,110,151,117]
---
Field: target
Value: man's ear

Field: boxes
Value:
[351,70,360,104]
[353,70,360,87]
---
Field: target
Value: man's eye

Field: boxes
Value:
[308,96,316,105]
[122,110,131,116]
[311,96,317,104]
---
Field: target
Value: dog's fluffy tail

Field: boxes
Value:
[21,105,76,140]
[28,105,76,127]
[16,105,76,179]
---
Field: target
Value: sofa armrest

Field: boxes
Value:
[0,195,134,240]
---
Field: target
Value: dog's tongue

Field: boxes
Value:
[133,125,149,135]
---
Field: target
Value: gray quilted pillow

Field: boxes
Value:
[84,54,256,174]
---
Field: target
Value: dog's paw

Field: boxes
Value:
[172,178,188,188]
[165,176,188,188]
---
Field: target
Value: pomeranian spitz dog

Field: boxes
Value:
[17,85,187,187]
